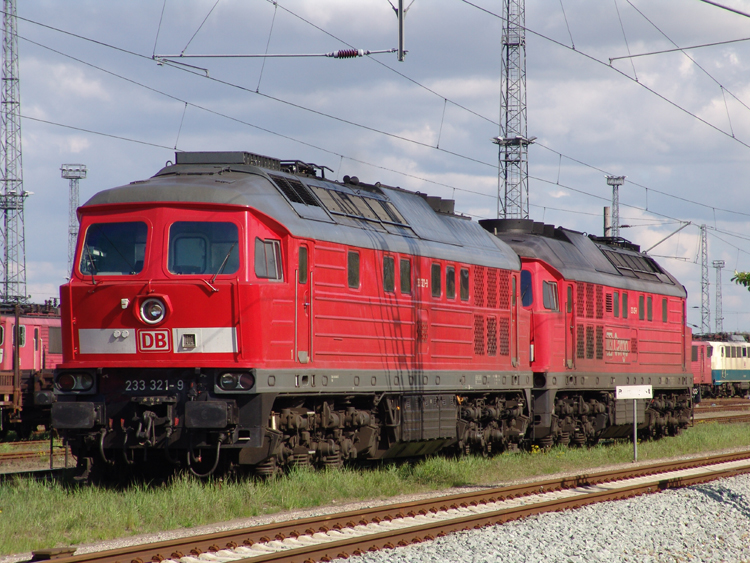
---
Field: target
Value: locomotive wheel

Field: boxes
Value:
[539,436,554,449]
[571,433,586,446]
[558,432,570,446]
[254,456,279,478]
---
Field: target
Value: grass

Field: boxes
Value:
[1,421,749,556]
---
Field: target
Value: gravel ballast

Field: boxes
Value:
[341,473,750,563]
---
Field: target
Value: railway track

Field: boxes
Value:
[31,450,750,563]
[0,441,71,466]
[695,413,750,424]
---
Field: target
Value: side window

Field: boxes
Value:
[400,258,411,294]
[691,345,698,362]
[567,285,572,313]
[431,263,441,298]
[347,251,360,289]
[254,238,283,280]
[446,266,456,299]
[721,347,725,357]
[383,255,395,293]
[542,281,559,311]
[662,298,667,322]
[744,348,748,358]
[34,328,39,352]
[298,246,308,284]
[460,268,469,301]
[0,325,4,346]
[520,270,533,307]
[614,292,619,318]
[512,276,517,306]
[639,295,645,320]
[647,296,653,321]
[12,325,25,347]
[622,292,628,319]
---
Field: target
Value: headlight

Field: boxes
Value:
[217,372,255,391]
[57,373,76,391]
[56,372,95,392]
[140,298,166,325]
[219,373,238,389]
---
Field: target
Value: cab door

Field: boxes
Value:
[295,243,312,364]
[511,273,519,366]
[565,284,575,369]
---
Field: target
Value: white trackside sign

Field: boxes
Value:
[615,385,653,400]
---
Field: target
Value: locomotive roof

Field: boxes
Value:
[83,152,520,271]
[481,219,687,298]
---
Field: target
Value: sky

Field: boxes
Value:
[12,0,750,333]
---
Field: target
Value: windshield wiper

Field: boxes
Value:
[202,243,236,293]
[83,244,98,285]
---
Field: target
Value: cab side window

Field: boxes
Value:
[255,238,283,280]
[521,270,533,307]
[542,281,558,311]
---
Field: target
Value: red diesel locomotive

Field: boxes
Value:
[52,151,692,477]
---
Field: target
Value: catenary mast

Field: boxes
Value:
[494,0,533,219]
[700,225,710,334]
[0,0,28,303]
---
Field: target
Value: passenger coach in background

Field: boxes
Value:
[51,151,692,479]
[692,334,750,398]
[0,301,62,438]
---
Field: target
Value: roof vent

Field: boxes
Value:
[174,151,281,170]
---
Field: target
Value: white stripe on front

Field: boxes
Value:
[79,329,137,354]
[173,327,237,353]
[77,327,237,354]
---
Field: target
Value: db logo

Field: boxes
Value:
[138,330,171,352]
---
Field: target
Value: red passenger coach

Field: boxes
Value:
[0,302,62,437]
[484,219,692,445]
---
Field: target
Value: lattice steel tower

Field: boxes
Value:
[494,0,533,219]
[700,225,710,334]
[61,164,86,275]
[713,259,725,333]
[0,0,28,303]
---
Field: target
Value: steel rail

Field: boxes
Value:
[31,450,750,563]
[695,414,750,424]
[0,445,68,463]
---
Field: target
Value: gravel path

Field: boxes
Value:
[342,473,750,563]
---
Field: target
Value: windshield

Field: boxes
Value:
[79,222,147,275]
[168,221,239,275]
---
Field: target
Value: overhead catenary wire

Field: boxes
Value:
[623,1,750,123]
[609,35,750,63]
[155,48,399,60]
[12,6,750,225]
[12,6,750,264]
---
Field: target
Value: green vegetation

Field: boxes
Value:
[1,422,749,555]
[732,271,750,290]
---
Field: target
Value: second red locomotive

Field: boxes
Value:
[51,151,692,477]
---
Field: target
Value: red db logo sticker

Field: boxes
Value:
[138,330,171,352]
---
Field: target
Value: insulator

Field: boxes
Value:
[329,49,363,59]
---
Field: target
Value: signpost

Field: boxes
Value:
[615,385,653,462]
